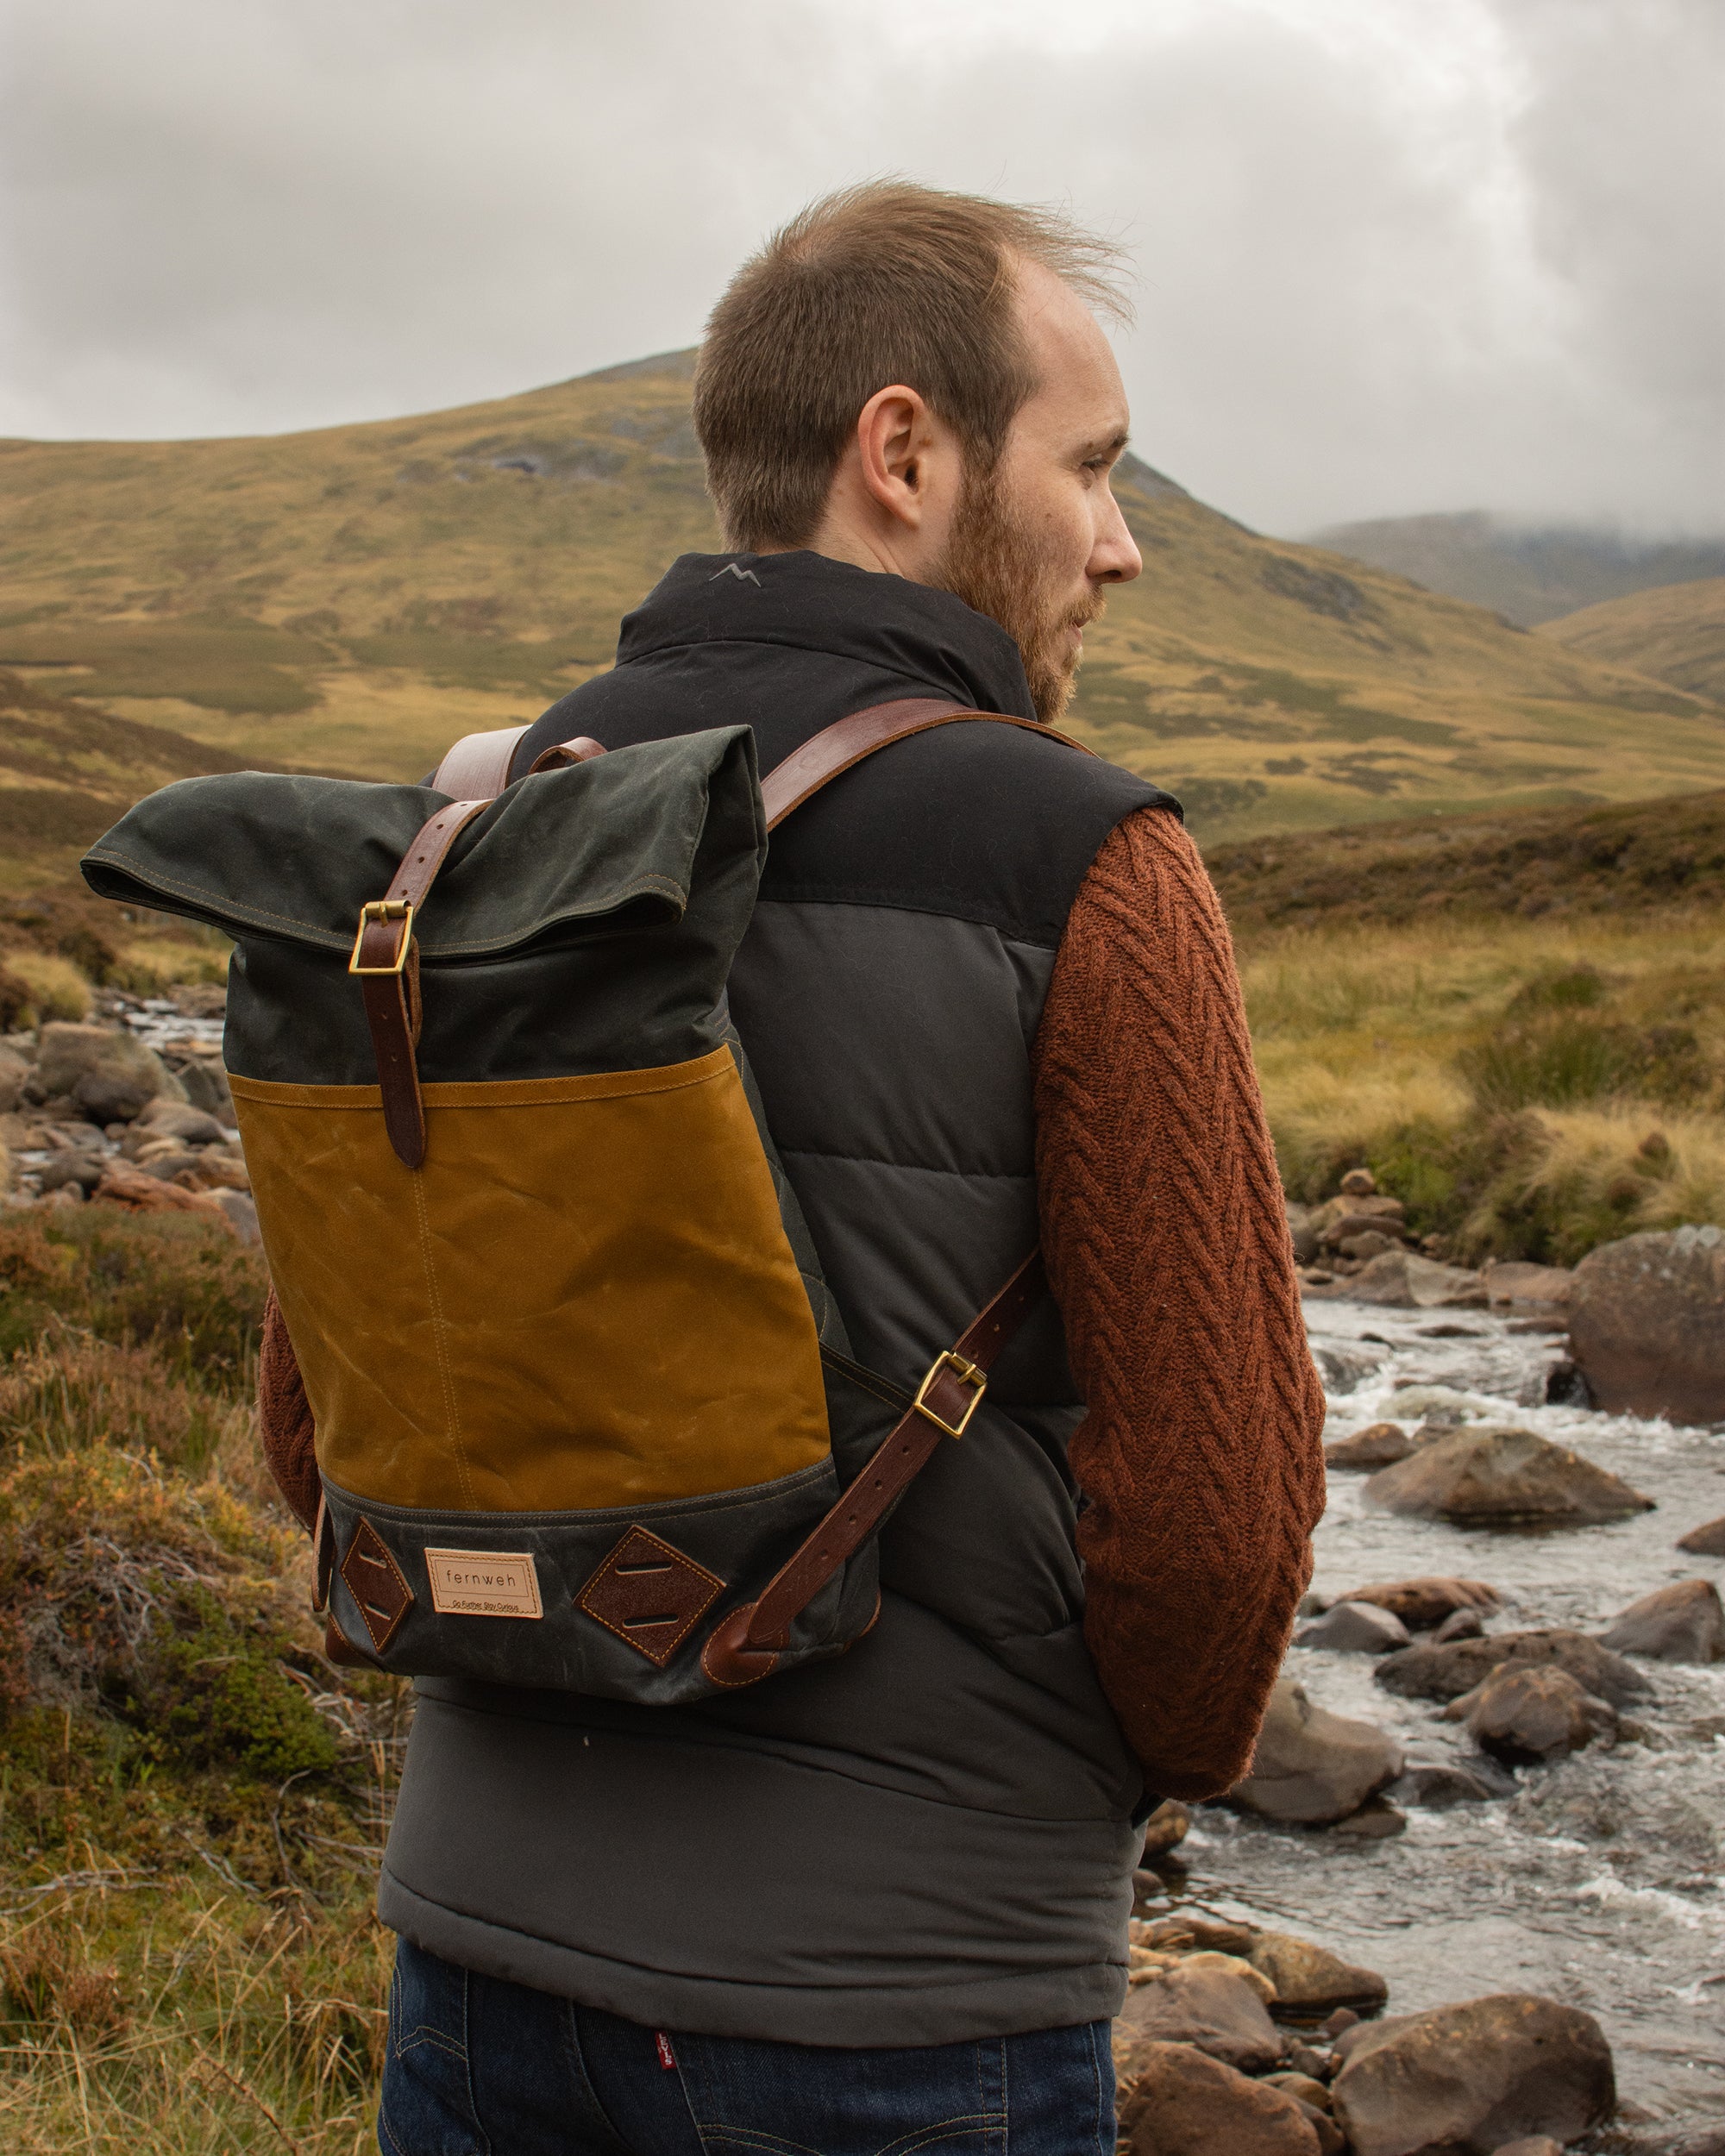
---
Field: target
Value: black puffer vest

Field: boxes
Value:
[378,552,1176,2044]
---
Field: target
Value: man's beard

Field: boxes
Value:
[931,460,1102,724]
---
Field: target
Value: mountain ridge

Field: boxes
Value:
[2,348,1722,880]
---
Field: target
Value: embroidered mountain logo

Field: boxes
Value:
[424,1548,544,1618]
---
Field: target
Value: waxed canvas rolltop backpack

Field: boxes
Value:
[80,699,1063,1702]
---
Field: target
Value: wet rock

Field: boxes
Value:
[1263,2069,1333,2110]
[1542,1357,1593,1407]
[1116,2043,1322,2154]
[1568,1225,1725,1426]
[1339,1228,1402,1262]
[92,1156,229,1225]
[1340,1168,1377,1196]
[35,1151,102,1194]
[1376,1626,1647,1708]
[1325,1423,1418,1470]
[1115,1959,1287,2073]
[1287,1202,1320,1265]
[1433,1607,1484,1641]
[208,1188,260,1244]
[1341,1576,1504,1631]
[1677,1513,1725,1556]
[1132,1915,1258,1958]
[178,1148,250,1193]
[1141,1801,1191,1860]
[1327,1796,1407,1839]
[1313,1344,1380,1395]
[1389,1758,1517,1808]
[134,1099,229,1147]
[1445,1664,1617,1764]
[1295,1601,1411,1653]
[1230,1677,1403,1825]
[1330,1993,1614,2154]
[170,1052,235,1124]
[1483,1261,1575,1309]
[1362,1425,1654,1526]
[1598,1577,1725,1663]
[0,1043,30,1113]
[1348,1250,1488,1308]
[32,1022,185,1123]
[1248,1932,1388,2017]
[1489,2140,1563,2156]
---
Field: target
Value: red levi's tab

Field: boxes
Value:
[655,2030,677,2070]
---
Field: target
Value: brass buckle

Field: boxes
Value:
[913,1350,987,1439]
[348,899,414,976]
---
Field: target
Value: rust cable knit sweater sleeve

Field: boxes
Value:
[1032,805,1327,1800]
[258,1288,322,1533]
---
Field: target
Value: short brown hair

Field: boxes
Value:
[693,181,1129,552]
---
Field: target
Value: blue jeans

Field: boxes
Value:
[379,1939,1116,2155]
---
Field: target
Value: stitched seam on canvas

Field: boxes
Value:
[411,1170,476,1509]
[83,850,687,951]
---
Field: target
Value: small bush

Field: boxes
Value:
[110,937,230,994]
[1457,1015,1709,1113]
[0,1206,267,1381]
[0,1332,242,1472]
[1,950,91,1023]
[123,1586,338,1784]
[1506,963,1609,1013]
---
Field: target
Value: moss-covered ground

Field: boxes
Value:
[0,1208,402,2152]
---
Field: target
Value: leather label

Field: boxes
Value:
[424,1547,544,1619]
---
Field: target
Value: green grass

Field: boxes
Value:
[0,1206,405,2151]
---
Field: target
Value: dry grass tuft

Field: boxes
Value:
[0,951,91,1025]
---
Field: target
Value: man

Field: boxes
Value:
[261,180,1326,2153]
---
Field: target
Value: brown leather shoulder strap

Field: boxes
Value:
[700,1249,1048,1689]
[433,724,530,799]
[760,697,1090,830]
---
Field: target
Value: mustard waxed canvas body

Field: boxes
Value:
[82,728,900,1702]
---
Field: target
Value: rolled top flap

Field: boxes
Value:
[80,726,762,962]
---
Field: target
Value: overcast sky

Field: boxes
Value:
[1,0,1720,535]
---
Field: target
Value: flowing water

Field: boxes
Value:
[1148,1298,1725,2131]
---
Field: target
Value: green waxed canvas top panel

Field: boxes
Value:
[80,727,769,1088]
[81,727,763,962]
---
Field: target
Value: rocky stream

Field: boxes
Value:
[1132,1290,1725,2143]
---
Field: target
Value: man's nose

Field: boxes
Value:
[1091,489,1142,586]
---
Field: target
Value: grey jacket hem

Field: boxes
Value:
[376,1866,1129,2049]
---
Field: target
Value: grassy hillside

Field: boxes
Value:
[4,349,1724,867]
[1305,509,1725,629]
[1538,575,1725,703]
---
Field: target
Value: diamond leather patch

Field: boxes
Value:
[339,1516,415,1654]
[577,1526,724,1667]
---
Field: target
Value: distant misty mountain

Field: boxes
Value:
[1304,511,1725,629]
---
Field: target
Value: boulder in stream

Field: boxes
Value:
[1115,1959,1286,2074]
[1324,1422,1419,1470]
[1247,1930,1389,2017]
[1230,1677,1403,1825]
[1295,1600,1411,1653]
[1361,1425,1653,1526]
[32,1022,185,1122]
[1329,1993,1615,2155]
[1339,1576,1504,1630]
[1345,1249,1485,1307]
[1444,1664,1617,1764]
[1677,1512,1725,1556]
[1375,1626,1647,1708]
[1568,1225,1725,1425]
[1140,1800,1191,1860]
[1117,2043,1325,2154]
[1598,1577,1725,1663]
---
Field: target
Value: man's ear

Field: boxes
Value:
[855,385,939,531]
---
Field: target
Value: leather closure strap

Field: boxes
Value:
[354,735,606,1168]
[700,1249,1048,1689]
[760,697,1089,831]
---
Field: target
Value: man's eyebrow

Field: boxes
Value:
[1079,429,1130,461]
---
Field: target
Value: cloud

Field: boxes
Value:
[0,0,1718,533]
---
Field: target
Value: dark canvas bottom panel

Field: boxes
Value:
[321,1457,877,1705]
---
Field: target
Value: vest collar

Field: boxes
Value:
[614,551,1038,723]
